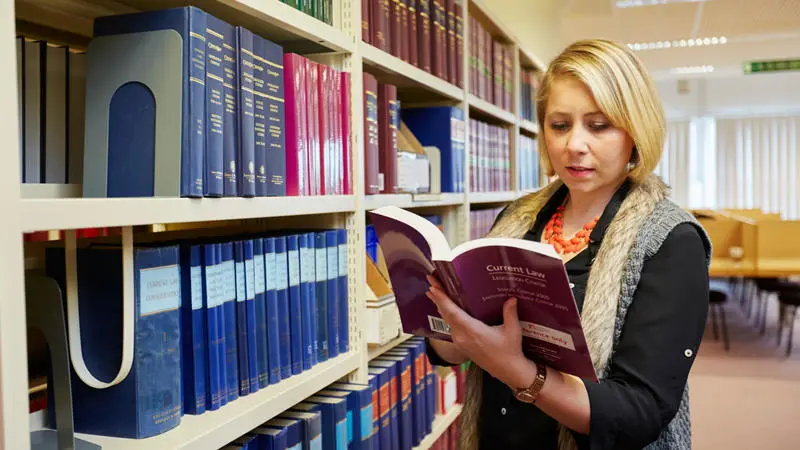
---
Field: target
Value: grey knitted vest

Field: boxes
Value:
[458,174,711,450]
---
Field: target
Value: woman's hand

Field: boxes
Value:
[425,274,538,390]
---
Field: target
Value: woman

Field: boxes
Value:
[425,39,711,450]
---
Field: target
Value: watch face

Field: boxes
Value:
[515,391,535,404]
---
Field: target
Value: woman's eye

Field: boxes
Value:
[550,122,570,132]
[590,122,610,131]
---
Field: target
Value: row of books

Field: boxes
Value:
[76,6,351,199]
[362,0,464,88]
[468,16,512,113]
[15,38,85,184]
[281,0,333,25]
[469,207,503,240]
[429,420,460,450]
[519,68,539,123]
[221,337,465,450]
[469,120,510,193]
[43,229,349,439]
[518,134,541,191]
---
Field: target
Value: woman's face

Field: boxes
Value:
[543,76,634,196]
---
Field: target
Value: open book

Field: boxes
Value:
[368,206,597,381]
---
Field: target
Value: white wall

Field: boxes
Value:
[482,0,565,66]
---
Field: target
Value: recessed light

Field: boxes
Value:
[670,65,715,74]
[616,0,711,8]
[629,36,728,51]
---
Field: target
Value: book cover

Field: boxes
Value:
[368,206,598,381]
[283,53,308,196]
[214,244,229,406]
[367,374,382,450]
[368,365,397,450]
[264,237,283,384]
[326,230,341,358]
[395,341,427,444]
[180,244,207,415]
[314,232,330,362]
[237,27,257,197]
[254,35,287,197]
[299,233,319,368]
[378,83,399,194]
[417,0,432,73]
[362,0,371,43]
[274,235,293,379]
[307,61,322,196]
[336,229,349,354]
[254,426,288,450]
[328,383,375,450]
[340,72,353,195]
[253,238,270,387]
[278,411,323,450]
[218,17,239,197]
[299,397,349,450]
[263,418,303,450]
[220,242,240,401]
[203,244,224,410]
[375,356,412,450]
[388,346,423,445]
[446,0,456,85]
[244,240,260,392]
[285,235,307,374]
[233,241,250,396]
[407,0,418,67]
[363,73,381,194]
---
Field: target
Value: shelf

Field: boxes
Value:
[469,191,519,204]
[414,405,463,450]
[519,119,539,135]
[364,193,464,211]
[77,352,360,450]
[519,47,544,71]
[368,333,413,360]
[468,95,516,125]
[20,195,356,232]
[361,44,464,102]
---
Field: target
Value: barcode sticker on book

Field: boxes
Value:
[428,316,451,335]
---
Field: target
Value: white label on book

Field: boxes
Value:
[428,316,451,335]
[316,247,327,282]
[288,250,300,286]
[222,259,235,303]
[254,253,266,294]
[245,259,255,300]
[327,246,337,281]
[276,251,289,290]
[139,264,180,316]
[338,243,347,277]
[300,247,312,282]
[190,266,202,310]
[205,263,219,308]
[520,321,576,351]
[235,261,246,303]
[266,250,278,291]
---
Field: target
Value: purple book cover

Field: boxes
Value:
[368,205,597,381]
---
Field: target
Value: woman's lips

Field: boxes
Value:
[566,166,594,178]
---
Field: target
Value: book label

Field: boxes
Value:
[140,265,180,316]
[520,321,576,351]
[276,251,289,290]
[336,418,348,450]
[245,259,255,300]
[236,261,246,302]
[191,266,203,310]
[289,250,300,286]
[361,404,374,439]
[255,253,266,294]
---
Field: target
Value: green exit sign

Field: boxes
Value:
[744,59,800,74]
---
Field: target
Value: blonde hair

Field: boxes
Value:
[536,39,665,183]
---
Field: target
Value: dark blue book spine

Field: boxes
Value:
[357,389,374,450]
[214,244,228,406]
[221,242,239,402]
[336,229,349,354]
[367,376,380,450]
[275,237,292,378]
[313,232,329,362]
[325,230,340,358]
[234,241,250,396]
[251,36,268,197]
[373,371,392,450]
[203,244,223,410]
[187,12,206,197]
[219,19,238,196]
[180,244,206,415]
[237,27,256,197]
[401,106,464,193]
[253,238,269,387]
[396,346,422,445]
[264,237,283,384]
[389,358,413,450]
[425,357,434,433]
[244,240,259,392]
[205,17,226,197]
[286,235,306,374]
[254,35,286,196]
[299,233,318,367]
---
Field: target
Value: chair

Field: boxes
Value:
[753,278,785,335]
[776,286,800,357]
[709,289,730,352]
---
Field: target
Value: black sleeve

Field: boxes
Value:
[577,223,710,449]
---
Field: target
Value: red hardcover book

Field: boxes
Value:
[331,70,342,195]
[373,0,390,52]
[469,119,475,192]
[317,64,329,195]
[439,0,448,80]
[454,0,463,88]
[446,0,456,85]
[363,73,381,194]
[408,0,418,67]
[400,0,409,62]
[341,72,352,194]
[391,0,402,58]
[470,16,477,96]
[503,45,512,111]
[378,83,399,193]
[307,60,321,195]
[432,0,446,79]
[477,24,485,100]
[493,41,503,108]
[283,54,308,196]
[417,0,432,73]
[362,0,371,43]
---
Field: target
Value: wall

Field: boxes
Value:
[481,0,565,66]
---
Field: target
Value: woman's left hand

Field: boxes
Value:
[425,275,538,390]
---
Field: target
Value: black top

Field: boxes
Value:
[427,181,710,450]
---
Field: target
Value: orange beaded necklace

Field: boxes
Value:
[544,205,599,255]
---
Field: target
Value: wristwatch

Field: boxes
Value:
[514,361,547,403]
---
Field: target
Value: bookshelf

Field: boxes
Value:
[414,404,463,450]
[4,0,548,448]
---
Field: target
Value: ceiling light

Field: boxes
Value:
[629,36,727,51]
[670,65,714,75]
[616,0,711,8]
[720,36,727,44]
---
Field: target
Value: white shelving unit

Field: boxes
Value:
[414,405,464,450]
[4,0,547,448]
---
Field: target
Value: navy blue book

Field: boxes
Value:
[264,237,283,384]
[394,343,426,445]
[273,235,293,378]
[221,241,239,402]
[367,368,392,450]
[253,238,269,387]
[203,244,224,410]
[180,244,207,415]
[244,240,260,391]
[253,33,287,196]
[367,374,380,450]
[401,106,466,193]
[45,244,181,438]
[313,232,330,363]
[236,26,256,197]
[234,241,250,396]
[214,244,228,406]
[298,397,349,450]
[90,6,205,198]
[256,426,288,450]
[232,434,260,450]
[377,355,413,450]
[279,411,323,450]
[321,384,375,450]
[299,233,318,367]
[325,230,340,359]
[204,13,227,197]
[365,225,377,263]
[370,361,400,450]
[264,418,303,450]
[336,229,349,354]
[212,15,238,197]
[286,234,307,373]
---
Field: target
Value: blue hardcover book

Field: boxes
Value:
[370,361,401,450]
[313,232,330,363]
[244,240,259,392]
[401,106,466,192]
[236,26,256,197]
[211,15,237,197]
[367,375,380,450]
[45,245,182,438]
[253,238,269,387]
[263,237,283,384]
[90,6,205,198]
[180,244,206,415]
[265,418,303,450]
[295,399,348,450]
[221,242,240,402]
[279,411,323,450]
[234,241,250,396]
[377,355,413,450]
[274,236,293,378]
[299,233,318,367]
[394,343,426,445]
[367,367,393,450]
[232,434,260,450]
[325,230,340,359]
[252,33,286,196]
[203,244,224,410]
[203,14,227,197]
[286,234,307,373]
[336,229,349,354]
[364,225,377,263]
[214,244,228,406]
[319,385,375,450]
[255,426,288,450]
